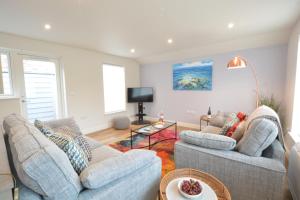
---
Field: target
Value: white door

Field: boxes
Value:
[21,57,63,121]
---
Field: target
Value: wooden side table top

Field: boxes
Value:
[160,168,231,200]
[200,115,211,121]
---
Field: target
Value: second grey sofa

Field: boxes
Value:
[175,106,286,200]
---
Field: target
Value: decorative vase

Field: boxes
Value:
[207,107,212,118]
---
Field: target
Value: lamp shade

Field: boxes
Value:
[227,56,247,69]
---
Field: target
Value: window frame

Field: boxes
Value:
[102,63,126,115]
[0,49,13,97]
[291,35,300,139]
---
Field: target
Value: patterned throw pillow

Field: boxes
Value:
[48,133,88,174]
[35,120,89,174]
[219,112,246,136]
[55,126,92,162]
[219,113,239,135]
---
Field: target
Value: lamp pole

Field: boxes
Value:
[248,63,260,108]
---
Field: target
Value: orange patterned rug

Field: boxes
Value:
[109,129,178,177]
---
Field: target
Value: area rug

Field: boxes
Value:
[109,129,178,177]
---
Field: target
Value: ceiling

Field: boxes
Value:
[0,0,300,64]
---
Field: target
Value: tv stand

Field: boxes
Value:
[132,102,151,125]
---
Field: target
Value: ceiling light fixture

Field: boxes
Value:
[44,24,51,30]
[228,23,235,29]
[130,49,135,53]
[167,38,173,44]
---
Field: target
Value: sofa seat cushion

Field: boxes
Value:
[3,114,82,199]
[90,145,122,164]
[201,125,222,135]
[80,149,157,189]
[237,118,278,157]
[84,136,103,150]
[180,131,236,150]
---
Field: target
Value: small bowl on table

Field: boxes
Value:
[177,178,203,199]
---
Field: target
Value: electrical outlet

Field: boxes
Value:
[186,110,196,114]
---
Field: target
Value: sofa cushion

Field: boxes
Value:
[209,111,230,128]
[219,113,239,135]
[90,145,122,164]
[4,114,82,199]
[56,126,92,161]
[80,149,157,189]
[47,133,88,174]
[201,125,222,134]
[44,117,82,136]
[180,131,236,150]
[237,118,278,157]
[35,120,92,162]
[231,121,246,142]
[84,136,103,150]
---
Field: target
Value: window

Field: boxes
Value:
[292,37,300,137]
[102,64,126,114]
[0,52,12,95]
[22,59,60,121]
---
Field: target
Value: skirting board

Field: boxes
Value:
[82,115,136,134]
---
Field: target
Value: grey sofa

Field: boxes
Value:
[1,114,161,200]
[288,143,300,200]
[175,107,286,200]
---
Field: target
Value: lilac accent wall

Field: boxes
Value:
[140,45,287,125]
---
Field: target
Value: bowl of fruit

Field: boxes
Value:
[178,178,203,199]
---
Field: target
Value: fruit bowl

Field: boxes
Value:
[177,178,203,199]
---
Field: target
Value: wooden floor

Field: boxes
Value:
[87,123,197,144]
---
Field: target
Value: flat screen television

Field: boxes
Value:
[127,87,153,103]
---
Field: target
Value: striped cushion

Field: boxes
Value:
[48,133,88,174]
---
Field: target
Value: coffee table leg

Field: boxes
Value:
[130,130,133,149]
[148,135,151,150]
[175,122,177,139]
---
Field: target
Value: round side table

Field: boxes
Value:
[160,168,231,200]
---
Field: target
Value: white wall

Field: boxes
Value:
[141,45,287,127]
[0,32,140,134]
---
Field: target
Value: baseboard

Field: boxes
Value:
[82,123,112,135]
[83,115,136,135]
[83,116,200,135]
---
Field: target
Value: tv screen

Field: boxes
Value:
[127,87,153,103]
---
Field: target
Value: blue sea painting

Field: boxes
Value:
[173,60,213,90]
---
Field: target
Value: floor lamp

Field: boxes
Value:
[227,56,260,108]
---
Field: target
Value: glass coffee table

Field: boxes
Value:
[130,121,177,149]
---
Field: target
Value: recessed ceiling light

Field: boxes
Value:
[167,38,173,44]
[130,48,135,53]
[44,24,51,30]
[228,23,235,29]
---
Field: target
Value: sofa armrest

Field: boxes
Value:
[180,131,236,150]
[80,149,158,189]
[0,127,14,193]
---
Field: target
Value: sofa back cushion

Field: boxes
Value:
[3,114,82,199]
[209,111,230,128]
[237,118,278,157]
